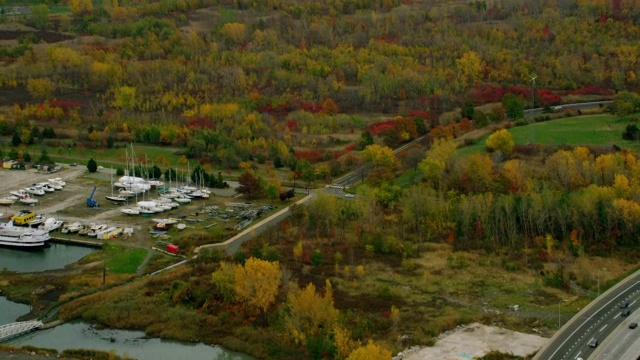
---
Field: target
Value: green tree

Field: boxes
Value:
[38,149,52,164]
[359,131,374,150]
[23,152,32,162]
[87,158,98,173]
[502,93,524,120]
[11,131,21,147]
[461,100,475,120]
[29,4,50,30]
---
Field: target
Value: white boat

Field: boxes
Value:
[0,198,15,206]
[121,208,140,215]
[176,223,186,230]
[0,221,50,248]
[35,183,54,193]
[48,178,66,187]
[28,214,47,228]
[19,196,38,205]
[61,222,83,233]
[137,207,155,214]
[39,218,63,232]
[10,189,29,198]
[43,181,63,190]
[152,218,179,225]
[173,196,191,204]
[106,194,128,203]
[24,187,45,196]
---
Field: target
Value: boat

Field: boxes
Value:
[10,189,29,198]
[173,196,191,204]
[0,197,15,206]
[19,196,38,205]
[28,214,47,228]
[176,223,186,230]
[0,221,50,248]
[34,183,54,193]
[48,178,66,186]
[12,210,36,226]
[78,226,90,236]
[39,218,63,232]
[24,187,45,196]
[106,167,129,203]
[152,218,179,225]
[121,208,140,215]
[61,222,83,234]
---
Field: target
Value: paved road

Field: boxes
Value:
[590,309,640,360]
[534,269,640,360]
[524,101,612,116]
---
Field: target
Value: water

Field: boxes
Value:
[0,296,30,324]
[4,322,253,360]
[0,243,96,273]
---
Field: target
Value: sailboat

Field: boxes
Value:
[105,167,128,203]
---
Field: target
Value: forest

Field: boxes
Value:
[2,0,640,359]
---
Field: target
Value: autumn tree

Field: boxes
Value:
[233,257,281,322]
[486,129,515,157]
[29,4,50,30]
[237,171,262,198]
[211,262,236,304]
[419,137,457,188]
[285,280,339,346]
[360,144,398,169]
[221,23,247,45]
[26,77,54,101]
[69,0,92,15]
[346,341,392,360]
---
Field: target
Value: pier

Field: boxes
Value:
[49,236,103,248]
[0,320,43,342]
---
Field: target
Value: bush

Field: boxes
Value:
[310,249,324,266]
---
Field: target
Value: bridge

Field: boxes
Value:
[0,320,43,342]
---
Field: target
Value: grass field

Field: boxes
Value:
[104,244,147,274]
[456,114,640,158]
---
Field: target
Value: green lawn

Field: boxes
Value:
[457,114,640,157]
[104,244,147,275]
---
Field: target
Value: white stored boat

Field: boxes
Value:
[39,218,63,232]
[121,208,140,215]
[61,222,83,233]
[19,196,38,205]
[173,196,191,204]
[0,221,51,247]
[10,189,29,198]
[25,187,45,196]
[0,197,15,206]
[28,214,47,228]
[35,183,54,193]
[48,178,66,187]
[152,218,179,225]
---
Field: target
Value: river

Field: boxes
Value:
[0,296,30,324]
[0,243,96,273]
[4,321,253,360]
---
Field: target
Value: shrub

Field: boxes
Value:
[310,249,324,266]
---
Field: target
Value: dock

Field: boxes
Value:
[50,235,104,248]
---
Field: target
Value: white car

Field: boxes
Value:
[344,194,355,198]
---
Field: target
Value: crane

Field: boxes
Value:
[87,186,99,208]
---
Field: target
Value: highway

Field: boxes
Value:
[590,309,640,360]
[534,270,640,360]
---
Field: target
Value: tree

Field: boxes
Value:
[11,131,21,147]
[359,131,374,150]
[68,0,92,15]
[346,341,392,360]
[211,262,236,304]
[87,158,98,173]
[285,280,339,345]
[237,171,262,198]
[23,152,32,163]
[486,129,515,157]
[419,137,457,188]
[360,144,398,169]
[461,100,475,120]
[38,149,52,164]
[233,257,281,321]
[502,93,524,120]
[29,4,50,30]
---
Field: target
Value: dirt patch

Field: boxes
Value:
[402,323,547,360]
[0,30,74,43]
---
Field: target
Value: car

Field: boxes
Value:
[620,301,630,308]
[553,105,563,111]
[629,322,638,329]
[588,338,598,348]
[70,162,78,167]
[344,194,355,198]
[622,310,631,317]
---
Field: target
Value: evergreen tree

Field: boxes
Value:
[87,158,98,173]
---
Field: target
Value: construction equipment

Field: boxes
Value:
[87,186,99,208]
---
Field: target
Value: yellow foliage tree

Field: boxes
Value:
[26,77,54,100]
[234,257,281,320]
[334,324,360,360]
[485,129,514,157]
[346,341,392,360]
[285,280,339,345]
[221,22,247,44]
[360,144,398,169]
[68,0,93,15]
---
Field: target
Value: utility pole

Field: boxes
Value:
[528,75,537,145]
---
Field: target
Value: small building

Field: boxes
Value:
[166,244,179,254]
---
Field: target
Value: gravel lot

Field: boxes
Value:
[401,323,547,360]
